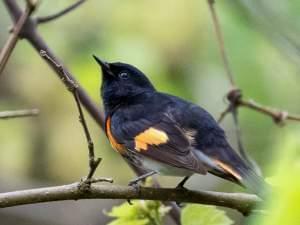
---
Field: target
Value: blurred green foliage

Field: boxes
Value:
[249,131,300,225]
[107,202,234,225]
[106,200,170,225]
[181,205,232,225]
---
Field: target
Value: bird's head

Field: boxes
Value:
[93,55,155,112]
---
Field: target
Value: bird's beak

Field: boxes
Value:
[93,55,114,77]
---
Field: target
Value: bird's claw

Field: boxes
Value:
[126,179,142,205]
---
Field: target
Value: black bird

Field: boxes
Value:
[93,55,265,195]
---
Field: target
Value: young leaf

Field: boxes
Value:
[108,218,148,225]
[181,204,233,225]
[106,200,170,225]
[107,201,141,219]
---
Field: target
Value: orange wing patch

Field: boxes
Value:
[135,127,169,151]
[214,159,242,181]
[105,117,126,155]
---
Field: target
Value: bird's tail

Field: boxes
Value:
[208,154,270,198]
[237,166,270,198]
[195,147,270,198]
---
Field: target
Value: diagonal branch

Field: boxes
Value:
[36,0,86,24]
[0,182,261,215]
[0,0,37,75]
[40,50,101,182]
[0,109,39,119]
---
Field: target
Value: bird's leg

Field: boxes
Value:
[128,170,157,187]
[127,170,157,205]
[175,176,191,207]
[176,176,190,189]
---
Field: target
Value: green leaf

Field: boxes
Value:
[106,200,170,225]
[108,218,148,225]
[107,201,141,219]
[252,131,300,225]
[181,204,233,225]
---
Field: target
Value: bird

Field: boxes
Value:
[93,55,266,196]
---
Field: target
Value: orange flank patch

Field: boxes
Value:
[214,159,242,181]
[105,117,126,155]
[134,127,169,151]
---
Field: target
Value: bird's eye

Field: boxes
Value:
[119,72,129,80]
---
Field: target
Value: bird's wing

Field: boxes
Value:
[176,102,258,184]
[111,113,207,174]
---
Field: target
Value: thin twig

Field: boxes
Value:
[36,0,86,24]
[40,50,101,182]
[207,0,235,86]
[39,50,77,89]
[0,1,37,75]
[217,104,233,123]
[218,93,300,126]
[0,182,261,215]
[0,109,39,119]
[73,91,101,180]
[231,108,253,166]
[225,89,253,165]
[239,98,300,125]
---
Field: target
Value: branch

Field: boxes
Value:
[219,89,300,125]
[3,0,105,129]
[40,50,101,181]
[0,109,39,119]
[239,98,300,124]
[0,0,37,75]
[36,0,86,24]
[0,183,261,215]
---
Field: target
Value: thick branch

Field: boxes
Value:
[0,183,260,215]
[0,109,39,119]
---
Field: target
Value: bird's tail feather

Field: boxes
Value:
[238,166,270,198]
[209,157,270,198]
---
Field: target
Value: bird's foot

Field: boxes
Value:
[175,176,190,206]
[78,176,113,192]
[126,171,157,205]
[175,176,190,190]
[127,179,142,205]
